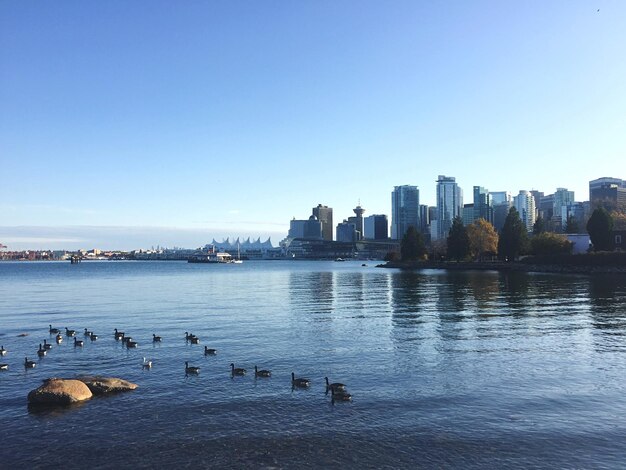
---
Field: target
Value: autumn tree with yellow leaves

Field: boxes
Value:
[467,218,499,261]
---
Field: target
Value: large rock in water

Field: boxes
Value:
[28,378,93,405]
[76,376,138,395]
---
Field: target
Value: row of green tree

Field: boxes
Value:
[400,207,618,262]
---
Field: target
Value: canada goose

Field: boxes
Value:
[190,337,200,345]
[331,388,352,402]
[49,325,60,334]
[142,357,152,369]
[24,357,36,368]
[152,334,162,342]
[55,333,63,344]
[43,339,52,350]
[204,346,217,355]
[0,363,8,370]
[231,363,246,376]
[74,337,84,347]
[291,372,310,388]
[185,361,200,374]
[184,332,196,340]
[126,340,138,348]
[0,345,6,356]
[37,344,47,357]
[121,335,131,344]
[255,365,271,377]
[114,328,124,340]
[89,333,98,341]
[65,327,76,337]
[84,328,92,336]
[325,377,346,391]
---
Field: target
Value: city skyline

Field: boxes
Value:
[2,2,625,250]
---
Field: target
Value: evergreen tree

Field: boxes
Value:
[447,217,470,261]
[497,207,528,261]
[400,225,426,261]
[565,215,579,234]
[586,208,614,251]
[533,216,545,235]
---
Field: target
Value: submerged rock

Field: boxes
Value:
[76,376,138,395]
[28,378,93,405]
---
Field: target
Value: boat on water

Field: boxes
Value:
[188,245,243,264]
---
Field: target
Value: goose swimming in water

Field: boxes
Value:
[0,345,6,356]
[37,344,47,357]
[190,336,200,345]
[254,365,271,378]
[89,332,98,341]
[184,332,196,341]
[331,387,352,402]
[49,325,60,334]
[0,363,8,370]
[291,372,310,388]
[231,363,246,376]
[65,327,76,337]
[204,346,217,355]
[126,339,138,348]
[185,361,200,374]
[114,328,124,340]
[74,337,84,347]
[152,334,162,342]
[142,357,152,369]
[24,357,36,368]
[43,339,52,350]
[55,333,63,344]
[84,328,92,336]
[325,377,346,392]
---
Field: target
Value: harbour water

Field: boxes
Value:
[1,260,626,468]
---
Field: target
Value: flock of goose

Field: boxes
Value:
[0,325,354,402]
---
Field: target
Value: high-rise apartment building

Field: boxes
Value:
[589,177,626,200]
[513,190,536,232]
[435,175,463,240]
[364,214,388,240]
[391,185,420,240]
[590,177,626,213]
[312,204,333,241]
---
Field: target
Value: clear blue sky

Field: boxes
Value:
[1,1,625,250]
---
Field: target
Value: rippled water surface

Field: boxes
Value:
[1,260,626,468]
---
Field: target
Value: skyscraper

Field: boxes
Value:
[513,190,536,232]
[391,185,420,240]
[312,204,333,241]
[435,175,463,240]
[364,214,388,240]
[473,186,493,224]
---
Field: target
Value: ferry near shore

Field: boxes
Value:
[187,245,241,264]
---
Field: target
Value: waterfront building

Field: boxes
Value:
[312,204,333,241]
[336,220,358,242]
[473,186,493,224]
[513,190,536,232]
[364,214,388,240]
[391,185,420,240]
[434,175,463,240]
